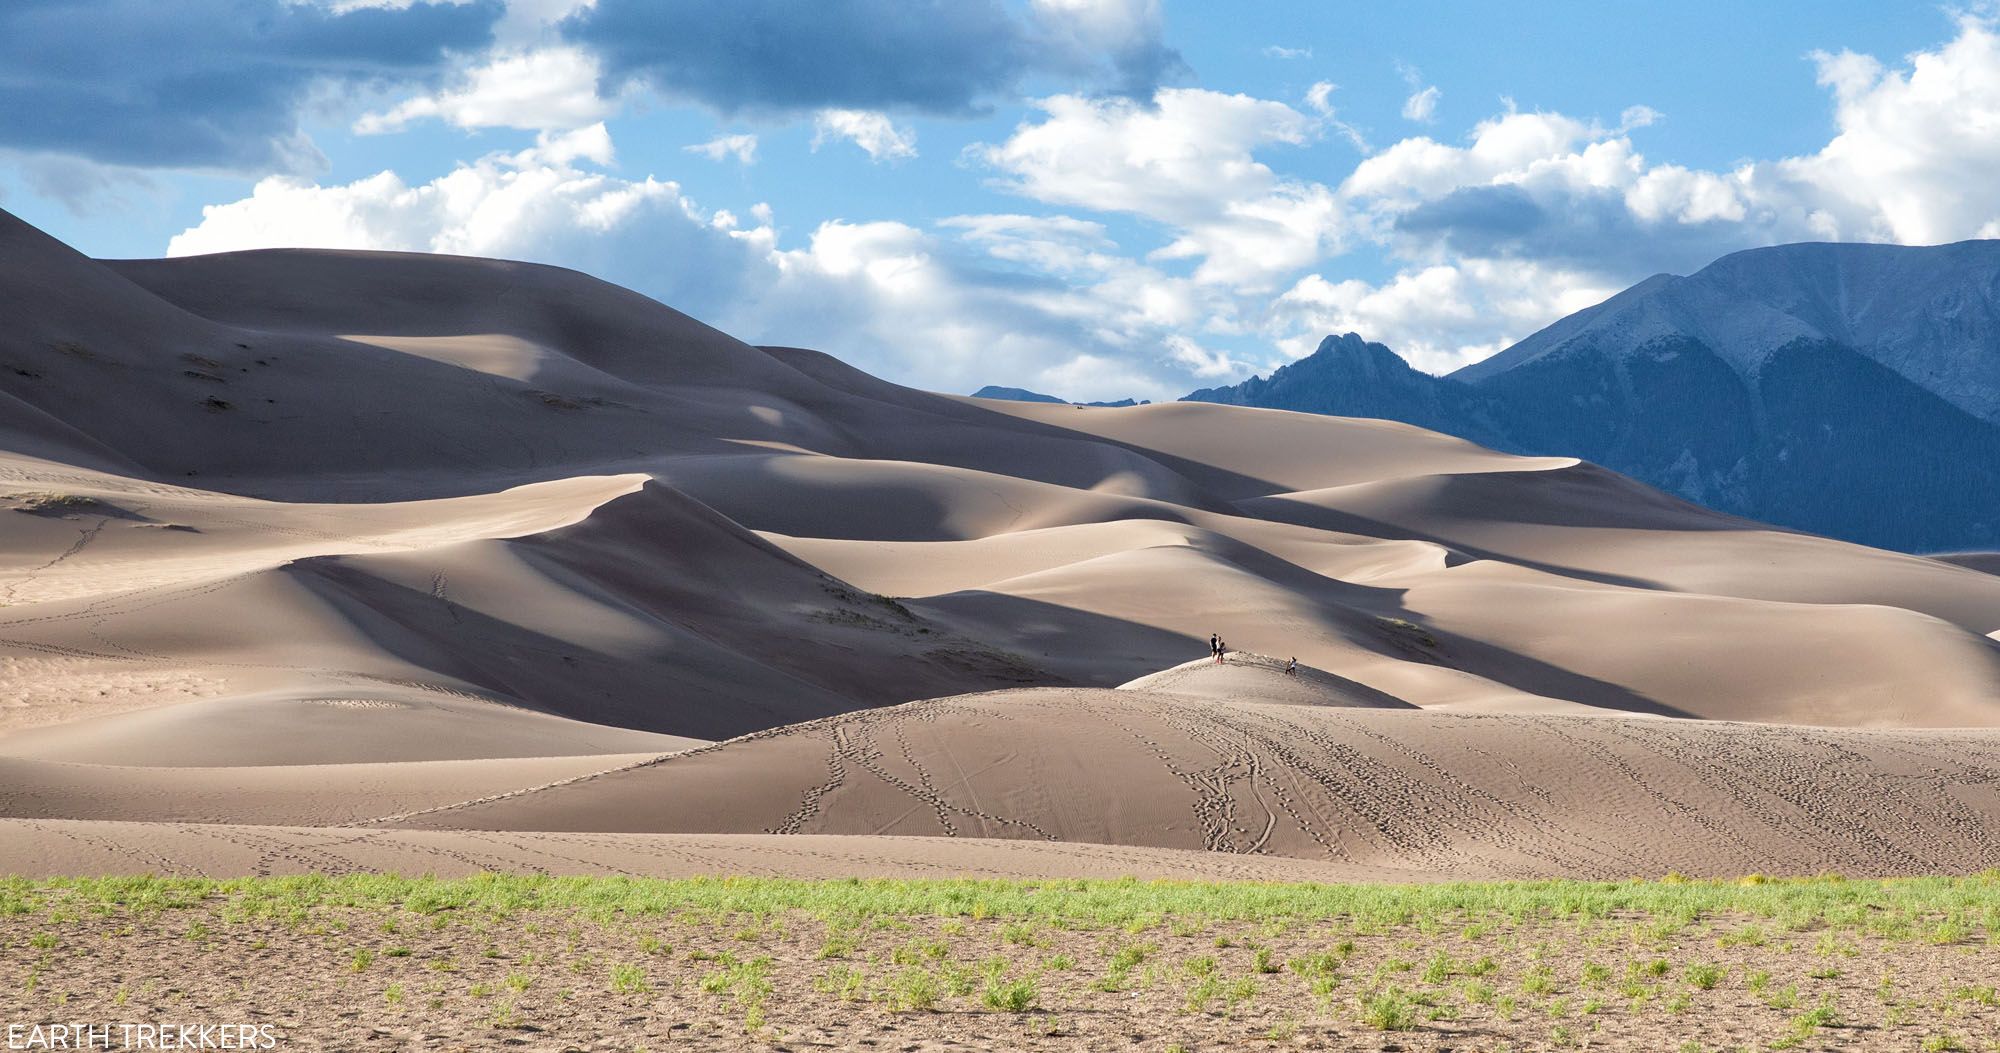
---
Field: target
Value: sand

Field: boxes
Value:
[1,204,1999,884]
[391,687,2000,879]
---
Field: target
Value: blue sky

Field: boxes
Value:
[2,1,1994,401]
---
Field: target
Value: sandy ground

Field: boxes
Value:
[0,825,1412,882]
[4,902,1994,1051]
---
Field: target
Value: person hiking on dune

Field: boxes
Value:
[1216,638,1228,664]
[1209,633,1220,663]
[1286,657,1298,676]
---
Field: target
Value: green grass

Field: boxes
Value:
[1683,964,1723,990]
[608,962,648,994]
[982,973,1038,1012]
[1361,987,1418,1031]
[4,871,1993,930]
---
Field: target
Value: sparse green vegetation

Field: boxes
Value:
[1361,987,1418,1030]
[608,962,648,994]
[982,972,1038,1012]
[3,873,1996,1046]
[1683,963,1723,990]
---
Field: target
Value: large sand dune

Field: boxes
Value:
[2,205,1999,880]
[390,687,2000,880]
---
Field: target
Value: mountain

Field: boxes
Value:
[1185,333,1504,444]
[973,384,1148,407]
[1186,241,2000,553]
[971,384,1066,404]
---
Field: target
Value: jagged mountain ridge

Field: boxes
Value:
[1186,241,2000,553]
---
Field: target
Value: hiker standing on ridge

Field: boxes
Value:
[1216,638,1228,664]
[1209,633,1220,663]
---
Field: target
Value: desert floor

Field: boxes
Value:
[3,875,1997,1052]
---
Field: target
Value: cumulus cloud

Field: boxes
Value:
[811,110,919,162]
[1774,14,2000,244]
[0,0,500,171]
[976,88,1346,289]
[354,46,610,134]
[1269,261,1618,374]
[166,132,1235,401]
[564,0,1185,117]
[1341,16,2000,276]
[1163,335,1243,377]
[685,134,759,165]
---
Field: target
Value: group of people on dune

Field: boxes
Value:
[1208,633,1298,676]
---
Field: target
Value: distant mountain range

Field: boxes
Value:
[970,385,1148,408]
[1183,241,2000,553]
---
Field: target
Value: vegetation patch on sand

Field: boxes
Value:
[3,873,1998,1049]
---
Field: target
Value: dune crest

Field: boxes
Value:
[1117,653,1415,709]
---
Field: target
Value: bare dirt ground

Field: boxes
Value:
[4,903,1995,1051]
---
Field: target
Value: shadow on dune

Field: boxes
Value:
[1239,494,1673,592]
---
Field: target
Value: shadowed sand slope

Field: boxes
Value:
[395,688,2000,880]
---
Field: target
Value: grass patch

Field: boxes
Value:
[2,871,1992,930]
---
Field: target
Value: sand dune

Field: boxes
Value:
[393,686,2000,879]
[4,206,2000,881]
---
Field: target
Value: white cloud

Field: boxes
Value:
[1303,81,1336,115]
[1342,110,1599,209]
[166,134,699,269]
[1343,16,2000,272]
[354,46,610,134]
[810,109,918,162]
[1301,81,1369,153]
[1771,14,2000,244]
[1270,261,1617,374]
[1401,85,1441,123]
[686,133,758,165]
[164,134,1233,402]
[976,88,1347,289]
[1263,45,1311,60]
[1396,64,1441,123]
[1164,335,1241,377]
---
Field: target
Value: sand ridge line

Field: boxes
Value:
[358,747,702,826]
[355,683,979,828]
